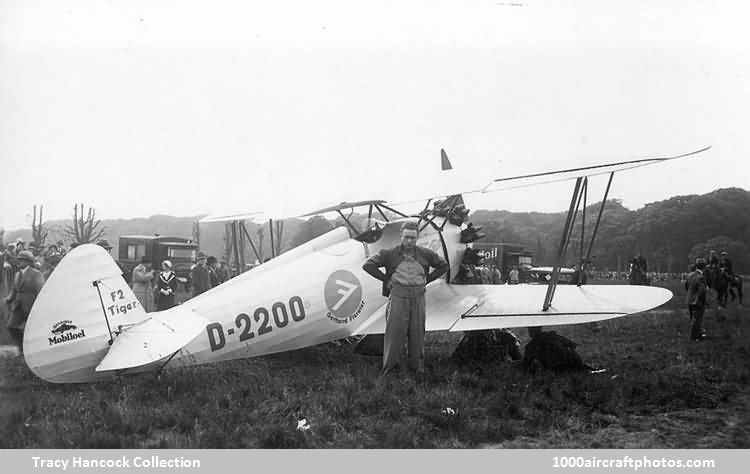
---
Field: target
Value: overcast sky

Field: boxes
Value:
[1,0,748,231]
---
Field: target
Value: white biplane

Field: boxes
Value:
[23,147,710,382]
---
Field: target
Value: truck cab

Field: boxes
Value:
[118,235,199,285]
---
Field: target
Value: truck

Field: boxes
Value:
[471,242,535,282]
[118,235,199,286]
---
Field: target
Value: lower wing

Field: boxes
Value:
[354,281,672,334]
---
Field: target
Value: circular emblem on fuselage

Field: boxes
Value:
[324,270,365,324]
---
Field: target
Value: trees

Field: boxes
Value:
[31,205,49,248]
[290,216,334,248]
[65,203,105,244]
[468,189,750,273]
[688,236,749,271]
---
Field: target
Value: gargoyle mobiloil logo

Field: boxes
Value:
[49,320,86,346]
[324,270,365,324]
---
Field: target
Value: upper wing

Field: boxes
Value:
[199,211,266,224]
[390,146,711,206]
[201,146,710,223]
[290,146,711,218]
[299,200,388,217]
[479,146,711,194]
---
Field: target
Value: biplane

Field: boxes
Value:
[22,147,710,382]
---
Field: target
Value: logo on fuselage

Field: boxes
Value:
[324,270,365,324]
[51,321,78,335]
[49,320,86,346]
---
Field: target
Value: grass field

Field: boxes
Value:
[1,280,748,448]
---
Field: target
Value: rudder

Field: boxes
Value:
[23,244,148,383]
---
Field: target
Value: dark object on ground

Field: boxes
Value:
[523,331,589,372]
[354,334,385,356]
[452,329,522,364]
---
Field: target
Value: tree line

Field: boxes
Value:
[471,187,749,273]
[3,188,747,274]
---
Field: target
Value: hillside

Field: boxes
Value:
[2,187,748,273]
[471,188,750,272]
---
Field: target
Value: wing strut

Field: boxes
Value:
[542,177,584,311]
[374,204,390,222]
[269,219,275,258]
[239,221,263,263]
[230,221,243,275]
[583,172,614,274]
[337,209,363,235]
[543,171,617,309]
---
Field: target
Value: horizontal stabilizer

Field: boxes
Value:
[95,307,208,372]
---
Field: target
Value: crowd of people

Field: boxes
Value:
[0,236,238,355]
[126,252,232,313]
[455,263,521,285]
[1,238,74,288]
[684,250,738,342]
[0,238,118,354]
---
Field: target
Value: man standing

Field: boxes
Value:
[191,252,211,298]
[362,221,448,375]
[719,251,733,276]
[491,265,503,285]
[686,257,708,341]
[508,265,520,285]
[206,256,221,288]
[4,250,45,353]
[14,239,25,256]
[572,263,588,285]
[216,259,231,283]
[707,250,719,268]
[636,254,648,273]
[131,256,154,312]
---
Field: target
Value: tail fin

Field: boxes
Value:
[441,148,453,170]
[24,244,148,383]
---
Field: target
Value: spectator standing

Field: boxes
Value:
[4,250,45,353]
[509,266,520,285]
[572,263,588,285]
[707,250,719,268]
[492,265,503,285]
[216,259,231,283]
[719,251,733,276]
[155,260,178,311]
[191,252,211,297]
[131,256,154,312]
[685,257,708,341]
[207,256,221,288]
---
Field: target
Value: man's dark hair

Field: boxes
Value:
[401,221,419,233]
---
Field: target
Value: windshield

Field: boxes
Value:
[168,248,197,260]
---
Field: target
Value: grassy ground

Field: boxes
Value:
[1,280,748,448]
